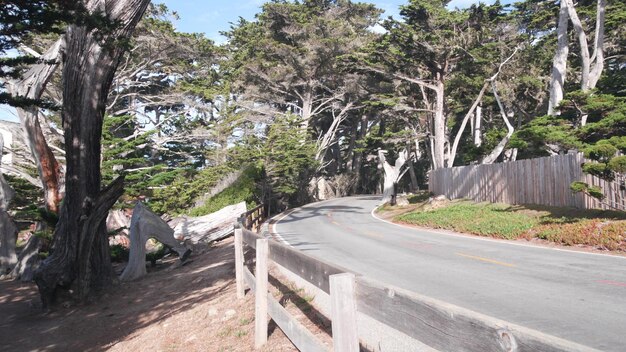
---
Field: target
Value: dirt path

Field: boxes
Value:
[0,237,325,352]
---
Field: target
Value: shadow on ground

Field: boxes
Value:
[0,239,236,352]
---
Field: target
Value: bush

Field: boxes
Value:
[110,244,129,262]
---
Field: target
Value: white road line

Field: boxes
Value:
[271,198,341,247]
[370,205,626,260]
[271,209,294,247]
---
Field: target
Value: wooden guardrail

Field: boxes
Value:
[240,204,266,232]
[234,224,599,352]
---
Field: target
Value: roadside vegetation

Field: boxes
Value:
[388,198,626,252]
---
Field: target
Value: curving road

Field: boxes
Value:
[274,196,626,351]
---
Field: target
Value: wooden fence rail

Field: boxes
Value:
[429,153,625,210]
[240,204,267,232]
[233,221,599,352]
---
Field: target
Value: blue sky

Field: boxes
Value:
[158,0,494,43]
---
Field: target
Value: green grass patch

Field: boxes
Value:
[396,200,626,250]
[397,202,537,239]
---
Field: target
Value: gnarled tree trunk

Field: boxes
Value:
[547,0,569,116]
[34,0,150,307]
[120,202,190,282]
[378,149,409,204]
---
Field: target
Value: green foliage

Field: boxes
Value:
[5,174,43,224]
[149,165,233,215]
[188,166,260,217]
[584,144,618,162]
[570,182,605,200]
[109,244,129,262]
[101,114,159,200]
[608,156,626,174]
[263,115,317,206]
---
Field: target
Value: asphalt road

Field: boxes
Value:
[274,196,626,351]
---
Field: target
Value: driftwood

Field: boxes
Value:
[172,202,246,244]
[120,202,190,282]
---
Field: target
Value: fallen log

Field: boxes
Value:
[120,202,190,282]
[172,201,246,244]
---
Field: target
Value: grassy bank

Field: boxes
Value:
[394,200,626,252]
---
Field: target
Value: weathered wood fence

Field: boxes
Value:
[429,153,625,210]
[240,204,267,232]
[234,222,598,351]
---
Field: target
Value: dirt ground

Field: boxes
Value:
[0,237,331,352]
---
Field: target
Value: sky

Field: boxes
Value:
[158,0,495,43]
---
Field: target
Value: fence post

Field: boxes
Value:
[330,273,358,352]
[255,238,269,348]
[234,224,245,299]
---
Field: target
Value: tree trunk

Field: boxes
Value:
[588,0,606,90]
[378,149,409,204]
[564,0,590,91]
[0,134,18,275]
[353,114,369,192]
[408,158,419,193]
[474,105,482,147]
[120,202,190,282]
[9,233,42,281]
[547,0,569,116]
[34,0,150,307]
[345,119,359,171]
[565,0,606,125]
[482,83,515,164]
[433,77,446,169]
[8,39,64,213]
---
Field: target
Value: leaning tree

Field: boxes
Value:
[34,0,151,306]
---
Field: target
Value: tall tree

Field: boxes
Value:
[224,0,380,176]
[34,0,150,306]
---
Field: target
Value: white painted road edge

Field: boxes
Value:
[370,204,626,260]
[270,198,344,247]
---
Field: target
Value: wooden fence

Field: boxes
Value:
[429,153,625,210]
[234,223,598,351]
[240,204,267,232]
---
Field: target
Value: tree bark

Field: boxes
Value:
[7,39,64,213]
[433,77,446,169]
[474,105,482,147]
[9,233,42,281]
[0,134,18,275]
[353,114,369,192]
[588,0,606,90]
[547,0,569,116]
[564,0,590,90]
[34,0,150,307]
[564,0,606,125]
[482,82,515,164]
[378,149,409,204]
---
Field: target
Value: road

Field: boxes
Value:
[274,196,626,351]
